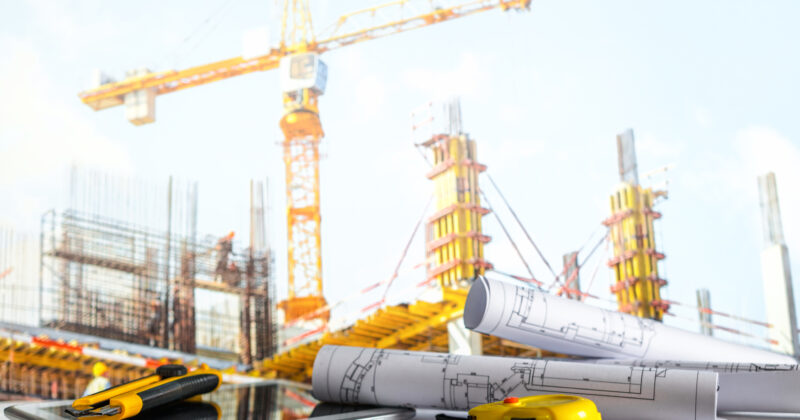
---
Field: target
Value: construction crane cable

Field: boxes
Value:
[580,236,609,301]
[159,0,238,69]
[488,269,543,287]
[579,230,609,269]
[485,173,558,281]
[663,311,778,346]
[381,194,435,301]
[479,189,540,287]
[544,229,607,292]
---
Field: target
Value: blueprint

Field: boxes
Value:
[464,277,796,364]
[584,359,798,373]
[587,359,800,413]
[312,345,718,420]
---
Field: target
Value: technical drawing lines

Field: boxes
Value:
[505,285,657,357]
[339,347,386,404]
[596,359,800,373]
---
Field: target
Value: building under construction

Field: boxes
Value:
[39,208,275,362]
[0,169,281,400]
[2,0,796,409]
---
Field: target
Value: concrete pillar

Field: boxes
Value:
[447,318,482,355]
[758,172,799,357]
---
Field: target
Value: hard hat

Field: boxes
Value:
[93,362,108,377]
[227,231,235,239]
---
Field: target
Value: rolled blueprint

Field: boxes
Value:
[464,277,796,364]
[312,345,719,420]
[586,359,800,413]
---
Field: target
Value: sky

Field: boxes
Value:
[1,0,800,349]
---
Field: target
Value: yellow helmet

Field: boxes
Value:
[92,362,108,377]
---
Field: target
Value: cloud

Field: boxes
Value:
[481,137,546,169]
[354,75,386,119]
[735,126,800,239]
[0,39,131,183]
[401,52,491,100]
[688,126,799,205]
[693,106,712,127]
[636,132,684,161]
[334,48,388,120]
[0,38,131,228]
[736,126,800,179]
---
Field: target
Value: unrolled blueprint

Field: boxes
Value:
[312,345,718,420]
[587,359,800,413]
[464,277,796,364]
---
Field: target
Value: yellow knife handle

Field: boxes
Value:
[71,374,159,412]
[104,370,222,419]
[72,364,189,412]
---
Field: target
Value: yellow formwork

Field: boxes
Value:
[260,288,547,382]
[425,134,491,288]
[0,337,151,399]
[605,183,668,320]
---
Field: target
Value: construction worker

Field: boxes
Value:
[215,231,235,281]
[147,299,162,346]
[224,261,242,287]
[82,362,111,396]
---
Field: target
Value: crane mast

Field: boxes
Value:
[77,0,531,324]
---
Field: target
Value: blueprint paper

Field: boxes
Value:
[464,277,796,364]
[587,359,800,413]
[583,360,799,373]
[312,345,718,420]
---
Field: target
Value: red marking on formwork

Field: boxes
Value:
[643,208,662,219]
[650,299,671,312]
[602,210,633,226]
[426,159,456,179]
[508,274,543,287]
[643,248,666,260]
[426,258,492,280]
[0,267,12,281]
[31,337,83,354]
[285,389,317,408]
[361,299,386,313]
[606,250,636,267]
[284,326,326,347]
[556,285,598,300]
[425,158,486,179]
[427,203,490,223]
[145,359,164,369]
[426,232,491,253]
[607,248,665,267]
[664,311,778,346]
[359,281,386,294]
[665,300,773,329]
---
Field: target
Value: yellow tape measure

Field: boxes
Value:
[468,395,601,420]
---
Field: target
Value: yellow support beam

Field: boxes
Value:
[605,183,668,320]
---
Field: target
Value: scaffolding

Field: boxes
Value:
[39,209,274,362]
[604,130,668,320]
[416,99,492,288]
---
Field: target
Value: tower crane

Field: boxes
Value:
[78,0,531,323]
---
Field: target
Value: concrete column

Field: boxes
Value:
[758,172,799,357]
[447,318,482,355]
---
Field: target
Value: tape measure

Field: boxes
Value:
[468,395,601,420]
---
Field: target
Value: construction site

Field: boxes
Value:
[1,0,799,419]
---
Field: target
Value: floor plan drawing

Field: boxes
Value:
[590,359,799,373]
[464,277,796,363]
[313,345,719,420]
[506,286,656,357]
[588,358,800,413]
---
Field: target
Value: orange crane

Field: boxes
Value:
[77,0,531,323]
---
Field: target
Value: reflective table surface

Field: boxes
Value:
[4,380,316,420]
